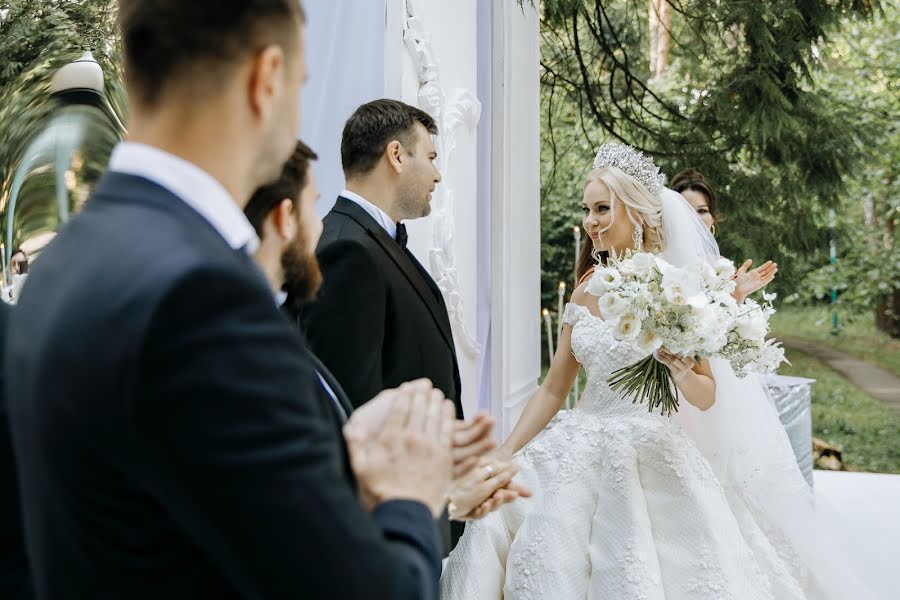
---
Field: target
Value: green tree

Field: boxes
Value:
[536,1,890,331]
[0,0,124,191]
[789,4,899,335]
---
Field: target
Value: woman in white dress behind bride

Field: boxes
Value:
[441,143,887,599]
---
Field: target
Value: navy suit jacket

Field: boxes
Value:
[6,172,440,599]
[0,302,33,599]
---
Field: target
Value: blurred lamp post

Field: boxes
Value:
[3,51,123,289]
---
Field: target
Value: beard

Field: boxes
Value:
[281,233,322,307]
[396,181,431,219]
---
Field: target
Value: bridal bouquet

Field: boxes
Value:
[587,251,785,415]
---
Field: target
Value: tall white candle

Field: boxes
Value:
[557,282,566,342]
[542,309,554,360]
[573,226,581,286]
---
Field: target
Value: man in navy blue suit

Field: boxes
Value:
[5,2,457,598]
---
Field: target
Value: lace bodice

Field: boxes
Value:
[562,302,658,418]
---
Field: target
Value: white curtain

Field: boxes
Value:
[300,0,386,217]
[475,0,493,414]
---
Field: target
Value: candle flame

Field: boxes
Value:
[542,308,550,317]
[558,281,566,290]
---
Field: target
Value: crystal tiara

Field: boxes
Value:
[591,142,665,197]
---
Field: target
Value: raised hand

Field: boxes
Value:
[343,379,455,517]
[733,259,777,304]
[447,458,532,521]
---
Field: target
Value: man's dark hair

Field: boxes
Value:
[118,0,305,107]
[245,140,318,236]
[340,99,438,179]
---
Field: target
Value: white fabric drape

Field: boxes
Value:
[300,0,386,217]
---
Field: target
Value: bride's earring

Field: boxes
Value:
[590,247,601,263]
[633,223,644,250]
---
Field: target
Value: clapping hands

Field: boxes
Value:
[343,379,455,517]
[344,379,530,521]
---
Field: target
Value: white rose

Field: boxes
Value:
[663,281,707,309]
[614,314,642,340]
[714,257,736,280]
[616,258,638,277]
[735,313,768,340]
[598,292,629,318]
[637,328,663,352]
[661,266,705,299]
[587,266,622,296]
[631,252,656,271]
[698,261,719,287]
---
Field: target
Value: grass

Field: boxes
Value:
[770,305,900,377]
[779,348,900,474]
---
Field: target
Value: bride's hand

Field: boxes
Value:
[653,348,696,382]
[732,259,777,304]
[447,458,531,521]
[460,483,533,521]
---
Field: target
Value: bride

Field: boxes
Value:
[441,143,886,599]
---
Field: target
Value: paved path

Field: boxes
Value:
[779,336,900,417]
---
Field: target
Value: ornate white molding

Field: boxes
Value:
[401,0,482,357]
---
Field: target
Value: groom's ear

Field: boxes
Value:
[386,140,405,174]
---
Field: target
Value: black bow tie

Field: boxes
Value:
[395,222,408,249]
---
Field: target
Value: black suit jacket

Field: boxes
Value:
[0,302,33,599]
[6,173,440,599]
[296,196,464,552]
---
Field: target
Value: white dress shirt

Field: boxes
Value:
[340,189,398,238]
[108,142,260,254]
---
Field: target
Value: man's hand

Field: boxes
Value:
[343,379,455,517]
[451,413,496,478]
[446,458,532,521]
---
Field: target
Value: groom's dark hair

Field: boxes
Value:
[341,99,438,179]
[118,0,305,108]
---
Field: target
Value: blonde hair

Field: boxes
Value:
[583,165,664,253]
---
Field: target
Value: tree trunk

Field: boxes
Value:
[875,205,898,338]
[648,0,671,78]
[875,290,900,338]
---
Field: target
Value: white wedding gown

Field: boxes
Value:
[441,302,851,599]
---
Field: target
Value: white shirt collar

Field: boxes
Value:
[340,189,398,239]
[108,142,259,254]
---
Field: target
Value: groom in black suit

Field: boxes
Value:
[298,100,461,419]
[5,3,455,599]
[296,100,488,553]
